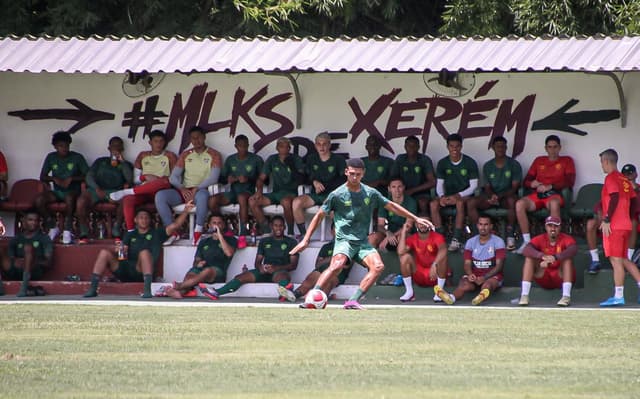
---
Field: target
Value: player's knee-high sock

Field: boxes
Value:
[278,279,290,287]
[17,271,30,297]
[83,273,100,297]
[297,223,307,235]
[217,279,242,295]
[142,274,152,298]
[348,288,364,301]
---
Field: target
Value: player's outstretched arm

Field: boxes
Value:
[384,201,434,231]
[290,210,325,255]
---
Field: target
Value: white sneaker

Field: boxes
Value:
[48,227,61,242]
[433,294,443,303]
[162,233,179,246]
[506,236,516,250]
[109,188,133,202]
[62,230,73,245]
[399,291,415,302]
[514,242,528,255]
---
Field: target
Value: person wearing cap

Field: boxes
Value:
[516,215,577,306]
[514,135,575,254]
[598,150,640,307]
[586,162,640,274]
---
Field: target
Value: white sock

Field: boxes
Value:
[402,276,413,293]
[109,188,134,201]
[437,278,446,288]
[521,281,531,296]
[522,233,531,243]
[194,224,203,233]
[589,249,599,262]
[614,286,624,299]
[628,248,634,260]
[562,282,572,297]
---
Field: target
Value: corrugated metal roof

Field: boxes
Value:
[0,35,638,73]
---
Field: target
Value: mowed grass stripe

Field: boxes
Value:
[0,305,638,399]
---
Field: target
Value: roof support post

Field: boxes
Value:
[585,72,627,128]
[264,72,302,129]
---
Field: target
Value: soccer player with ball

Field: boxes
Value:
[290,158,433,310]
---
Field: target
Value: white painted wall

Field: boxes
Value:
[0,71,638,194]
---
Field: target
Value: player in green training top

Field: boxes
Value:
[361,136,394,197]
[390,135,436,215]
[430,134,479,252]
[466,137,522,250]
[369,177,418,250]
[76,136,134,243]
[35,131,89,245]
[290,158,433,310]
[160,213,237,298]
[198,215,299,301]
[209,135,263,236]
[0,211,53,297]
[82,202,195,298]
[249,137,305,236]
[293,132,346,237]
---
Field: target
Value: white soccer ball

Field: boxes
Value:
[304,289,328,309]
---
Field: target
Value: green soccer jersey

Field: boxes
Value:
[379,195,417,232]
[305,153,347,194]
[436,154,479,196]
[390,154,434,190]
[195,235,238,273]
[321,184,390,242]
[40,151,89,193]
[482,157,523,195]
[9,231,53,260]
[87,157,134,190]
[257,235,298,266]
[262,154,305,193]
[362,155,394,193]
[123,227,169,264]
[221,153,264,195]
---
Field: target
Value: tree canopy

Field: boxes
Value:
[0,0,638,37]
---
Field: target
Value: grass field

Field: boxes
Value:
[0,303,639,399]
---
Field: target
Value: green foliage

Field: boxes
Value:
[440,0,512,36]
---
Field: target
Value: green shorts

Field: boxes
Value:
[113,260,143,282]
[332,240,377,266]
[187,266,225,283]
[88,187,119,203]
[316,263,349,285]
[52,188,80,201]
[247,268,289,283]
[309,193,328,206]
[3,262,44,280]
[222,190,253,204]
[265,190,296,204]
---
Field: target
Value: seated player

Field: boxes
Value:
[396,219,450,302]
[430,134,479,251]
[108,130,178,234]
[390,135,435,215]
[434,215,506,306]
[515,135,575,253]
[82,202,195,299]
[76,136,133,243]
[466,136,522,249]
[278,224,349,305]
[198,216,298,300]
[292,132,346,237]
[249,137,304,236]
[369,177,417,250]
[0,211,53,297]
[34,131,89,244]
[209,135,263,236]
[517,216,576,307]
[160,213,237,298]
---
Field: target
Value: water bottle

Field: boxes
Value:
[250,222,257,246]
[115,239,126,260]
[110,154,119,167]
[98,221,106,239]
[242,264,248,273]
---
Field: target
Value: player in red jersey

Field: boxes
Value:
[517,216,577,307]
[396,219,450,302]
[597,149,640,307]
[515,135,575,253]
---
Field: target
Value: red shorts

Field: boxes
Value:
[526,192,564,210]
[413,266,452,287]
[603,229,630,258]
[534,266,575,289]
